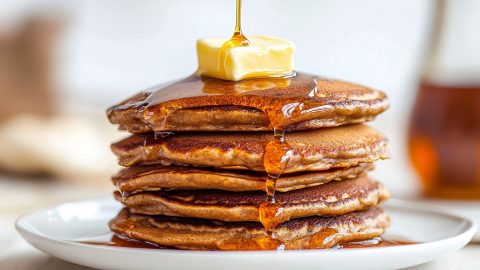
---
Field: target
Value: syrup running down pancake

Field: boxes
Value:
[111,124,389,172]
[107,73,389,132]
[113,163,373,193]
[115,176,389,228]
[109,207,390,250]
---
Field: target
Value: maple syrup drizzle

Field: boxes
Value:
[217,235,284,251]
[223,0,249,48]
[217,0,250,80]
[128,72,323,133]
[256,128,294,249]
[308,228,340,249]
[78,233,165,249]
[77,234,414,250]
[259,128,292,230]
[335,237,415,249]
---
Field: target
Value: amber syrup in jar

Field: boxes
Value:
[408,0,480,199]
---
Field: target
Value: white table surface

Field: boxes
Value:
[1,176,479,270]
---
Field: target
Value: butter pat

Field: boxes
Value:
[196,35,295,81]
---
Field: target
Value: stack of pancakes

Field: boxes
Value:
[107,73,390,250]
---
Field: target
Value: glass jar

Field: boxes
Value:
[408,0,480,199]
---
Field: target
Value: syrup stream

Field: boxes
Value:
[219,0,250,79]
[224,0,249,48]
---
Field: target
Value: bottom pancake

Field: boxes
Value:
[109,208,390,250]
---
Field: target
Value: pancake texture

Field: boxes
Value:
[113,163,373,193]
[107,72,392,250]
[109,207,390,250]
[107,73,389,132]
[111,124,389,172]
[115,177,389,225]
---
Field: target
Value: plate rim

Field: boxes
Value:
[15,197,478,255]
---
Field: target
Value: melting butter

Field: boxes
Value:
[196,35,295,81]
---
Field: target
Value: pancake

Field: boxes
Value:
[111,124,389,172]
[107,73,389,132]
[109,207,390,250]
[115,177,389,227]
[113,163,373,193]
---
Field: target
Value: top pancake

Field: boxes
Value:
[111,124,389,172]
[107,72,389,132]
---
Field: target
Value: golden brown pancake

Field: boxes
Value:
[113,163,373,193]
[107,73,389,132]
[111,124,389,172]
[115,177,389,226]
[110,207,390,250]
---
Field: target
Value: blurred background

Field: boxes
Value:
[1,0,479,261]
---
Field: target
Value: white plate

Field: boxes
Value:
[414,199,480,242]
[15,198,477,270]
